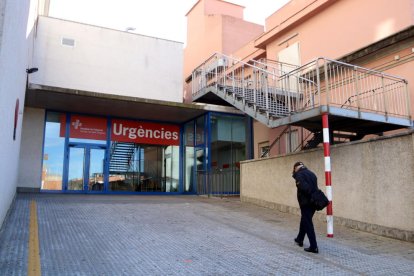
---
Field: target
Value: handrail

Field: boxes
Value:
[323,57,407,81]
[260,125,290,158]
[293,130,314,152]
[191,53,411,129]
[252,58,317,86]
[193,52,277,77]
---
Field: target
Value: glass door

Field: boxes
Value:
[88,148,105,191]
[68,146,85,191]
[195,146,207,194]
[67,144,106,192]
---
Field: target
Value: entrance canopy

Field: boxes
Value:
[26,83,241,123]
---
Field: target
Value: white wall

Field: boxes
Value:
[18,108,45,190]
[0,0,37,226]
[31,16,184,102]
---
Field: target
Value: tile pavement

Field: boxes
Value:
[0,193,413,275]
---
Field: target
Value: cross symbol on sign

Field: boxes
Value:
[72,119,82,129]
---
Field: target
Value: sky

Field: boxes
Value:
[48,0,290,44]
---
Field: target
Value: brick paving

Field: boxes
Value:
[0,193,414,275]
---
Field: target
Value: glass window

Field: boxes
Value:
[210,114,246,195]
[258,141,270,158]
[41,112,65,190]
[108,142,179,192]
[67,147,85,191]
[195,116,205,145]
[285,129,299,153]
[183,121,195,193]
[164,146,180,192]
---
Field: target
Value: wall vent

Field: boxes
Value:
[61,37,75,47]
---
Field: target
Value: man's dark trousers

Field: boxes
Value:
[297,205,318,249]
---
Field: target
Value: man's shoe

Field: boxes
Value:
[304,247,319,253]
[294,238,303,247]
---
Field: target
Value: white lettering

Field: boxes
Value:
[113,123,123,135]
[128,128,137,139]
[145,129,153,138]
[137,126,145,137]
[122,127,129,136]
[112,122,179,144]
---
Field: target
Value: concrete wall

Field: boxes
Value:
[241,131,414,241]
[17,108,45,190]
[0,0,37,227]
[31,16,183,102]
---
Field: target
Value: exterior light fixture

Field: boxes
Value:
[26,67,38,74]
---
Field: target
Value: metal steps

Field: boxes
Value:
[191,53,412,138]
[109,142,135,173]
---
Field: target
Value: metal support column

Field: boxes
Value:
[322,112,334,238]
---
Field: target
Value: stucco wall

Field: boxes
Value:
[241,131,414,240]
[0,0,36,227]
[263,0,414,63]
[18,108,45,190]
[31,16,183,102]
[183,0,263,102]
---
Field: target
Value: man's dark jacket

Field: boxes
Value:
[292,167,318,207]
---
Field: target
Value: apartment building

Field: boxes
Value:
[184,0,414,240]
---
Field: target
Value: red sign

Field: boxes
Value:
[111,119,180,146]
[60,115,107,140]
[60,115,180,145]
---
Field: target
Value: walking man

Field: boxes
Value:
[292,161,319,253]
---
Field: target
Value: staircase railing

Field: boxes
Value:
[260,125,290,158]
[286,57,410,118]
[252,58,319,112]
[192,53,320,118]
[192,54,410,122]
[109,142,136,173]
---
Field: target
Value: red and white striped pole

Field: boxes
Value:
[322,112,333,238]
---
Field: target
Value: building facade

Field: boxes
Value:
[183,0,414,239]
[1,0,413,237]
[19,15,250,195]
[185,0,414,158]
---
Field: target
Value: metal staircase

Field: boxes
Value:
[109,142,135,173]
[191,53,412,140]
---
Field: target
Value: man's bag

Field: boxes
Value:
[310,189,329,211]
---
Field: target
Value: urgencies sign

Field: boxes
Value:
[111,119,180,146]
[61,115,180,146]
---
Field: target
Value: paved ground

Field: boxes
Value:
[0,193,414,275]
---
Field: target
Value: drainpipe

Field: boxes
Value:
[322,112,333,238]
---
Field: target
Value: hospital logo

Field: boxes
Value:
[72,119,82,129]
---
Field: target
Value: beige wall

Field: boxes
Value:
[183,0,263,102]
[204,0,244,19]
[32,16,184,102]
[241,131,414,240]
[262,0,414,63]
[18,108,45,189]
[222,16,263,56]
